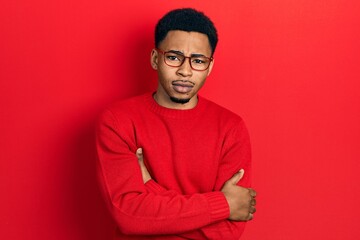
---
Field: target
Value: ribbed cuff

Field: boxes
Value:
[144,180,166,193]
[203,191,230,222]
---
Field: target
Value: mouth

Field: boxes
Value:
[172,80,195,94]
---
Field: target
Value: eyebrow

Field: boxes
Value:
[168,50,207,58]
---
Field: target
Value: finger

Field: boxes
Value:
[248,213,254,221]
[238,169,245,179]
[249,206,256,214]
[250,198,256,206]
[249,188,257,198]
[229,169,245,184]
[136,148,143,161]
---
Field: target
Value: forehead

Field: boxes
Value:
[159,30,212,55]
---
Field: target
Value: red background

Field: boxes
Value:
[1,1,359,239]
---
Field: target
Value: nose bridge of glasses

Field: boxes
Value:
[183,56,194,69]
[176,55,193,73]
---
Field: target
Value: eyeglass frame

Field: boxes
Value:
[155,48,214,71]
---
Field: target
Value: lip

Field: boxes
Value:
[172,80,194,94]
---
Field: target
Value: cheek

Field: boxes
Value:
[158,67,176,81]
[194,73,208,86]
[157,69,174,88]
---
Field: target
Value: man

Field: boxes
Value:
[96,8,257,239]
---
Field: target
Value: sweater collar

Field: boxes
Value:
[145,92,206,119]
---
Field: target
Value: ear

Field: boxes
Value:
[150,49,158,70]
[207,58,215,76]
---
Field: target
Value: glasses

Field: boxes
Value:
[156,48,213,71]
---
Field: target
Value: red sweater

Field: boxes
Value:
[96,92,251,239]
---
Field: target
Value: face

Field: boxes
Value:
[151,30,214,109]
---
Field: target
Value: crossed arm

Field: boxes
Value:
[96,110,257,237]
[136,148,257,222]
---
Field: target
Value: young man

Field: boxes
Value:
[96,8,257,239]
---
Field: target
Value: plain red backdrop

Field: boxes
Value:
[1,0,359,239]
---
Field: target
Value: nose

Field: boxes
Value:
[176,58,193,77]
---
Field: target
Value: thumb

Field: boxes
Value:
[136,148,143,161]
[229,169,245,185]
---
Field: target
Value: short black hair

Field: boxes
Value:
[155,8,218,55]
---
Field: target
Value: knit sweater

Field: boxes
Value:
[96,92,251,239]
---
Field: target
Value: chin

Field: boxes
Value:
[170,96,191,104]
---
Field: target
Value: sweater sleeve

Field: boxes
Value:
[201,118,252,238]
[143,119,252,239]
[96,109,230,235]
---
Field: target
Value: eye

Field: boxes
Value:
[166,54,182,62]
[192,58,207,64]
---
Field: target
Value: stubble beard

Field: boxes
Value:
[169,96,191,104]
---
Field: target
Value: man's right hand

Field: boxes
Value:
[221,169,257,221]
[136,148,152,183]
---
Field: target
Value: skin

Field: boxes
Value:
[221,169,257,221]
[140,30,257,221]
[150,30,214,110]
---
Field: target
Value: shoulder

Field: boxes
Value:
[97,92,151,127]
[103,93,151,117]
[200,96,246,128]
[199,96,250,141]
[108,93,149,113]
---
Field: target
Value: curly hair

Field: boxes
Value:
[155,8,218,55]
